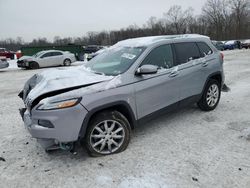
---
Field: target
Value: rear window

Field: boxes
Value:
[173,42,201,64]
[197,42,213,57]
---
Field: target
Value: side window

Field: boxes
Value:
[173,42,201,64]
[41,52,53,58]
[141,44,174,69]
[53,52,63,56]
[197,42,213,57]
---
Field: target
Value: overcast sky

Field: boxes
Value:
[0,0,207,42]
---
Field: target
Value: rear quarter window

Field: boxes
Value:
[173,42,201,64]
[41,52,53,58]
[53,52,63,56]
[197,42,213,57]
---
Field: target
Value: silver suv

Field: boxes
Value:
[19,34,224,156]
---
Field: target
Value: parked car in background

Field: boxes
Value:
[0,57,9,69]
[224,40,242,50]
[83,45,103,54]
[86,47,108,61]
[21,45,84,61]
[17,50,76,69]
[19,34,224,156]
[0,48,16,59]
[212,40,225,51]
[84,45,105,61]
[242,39,250,49]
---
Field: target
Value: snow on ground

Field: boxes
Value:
[8,60,18,69]
[0,49,250,188]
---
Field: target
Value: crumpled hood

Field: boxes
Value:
[22,67,113,105]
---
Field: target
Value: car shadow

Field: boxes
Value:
[133,104,200,135]
[44,104,202,161]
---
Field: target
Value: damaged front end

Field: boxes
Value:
[18,68,114,151]
[18,74,38,120]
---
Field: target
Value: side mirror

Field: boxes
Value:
[136,64,158,75]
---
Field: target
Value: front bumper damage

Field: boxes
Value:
[18,69,112,151]
[19,103,88,150]
[17,60,26,68]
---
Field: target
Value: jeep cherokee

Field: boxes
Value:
[19,34,225,156]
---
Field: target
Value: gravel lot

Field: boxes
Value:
[0,50,250,188]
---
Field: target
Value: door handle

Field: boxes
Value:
[202,61,208,67]
[169,70,179,77]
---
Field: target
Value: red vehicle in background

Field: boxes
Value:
[0,48,17,59]
[16,50,22,59]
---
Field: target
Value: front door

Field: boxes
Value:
[134,44,180,119]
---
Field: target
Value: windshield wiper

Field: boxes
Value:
[93,71,103,75]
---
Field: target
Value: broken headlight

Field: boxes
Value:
[37,98,81,110]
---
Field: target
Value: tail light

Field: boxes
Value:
[220,52,224,61]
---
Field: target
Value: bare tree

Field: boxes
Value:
[1,1,250,51]
[202,0,230,40]
[230,0,250,38]
[164,5,194,34]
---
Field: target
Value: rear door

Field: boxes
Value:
[172,42,204,100]
[196,42,216,85]
[134,44,180,119]
[51,51,64,66]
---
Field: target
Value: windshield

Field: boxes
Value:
[33,51,44,58]
[84,46,145,76]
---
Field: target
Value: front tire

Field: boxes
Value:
[198,79,221,111]
[29,61,39,69]
[85,111,131,157]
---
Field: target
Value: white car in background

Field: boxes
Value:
[17,50,76,69]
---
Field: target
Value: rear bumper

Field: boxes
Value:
[20,103,88,149]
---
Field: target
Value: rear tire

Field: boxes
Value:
[63,59,71,66]
[29,61,39,69]
[84,111,131,157]
[198,79,221,111]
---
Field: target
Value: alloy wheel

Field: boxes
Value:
[206,84,219,107]
[90,120,125,154]
[64,59,71,66]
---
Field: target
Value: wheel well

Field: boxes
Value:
[110,105,135,129]
[29,61,39,68]
[89,105,135,130]
[210,74,222,86]
[80,103,136,138]
[64,58,71,62]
